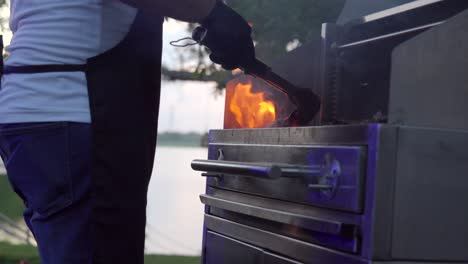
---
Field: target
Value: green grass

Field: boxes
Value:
[145,255,201,264]
[0,242,41,264]
[0,174,25,220]
[0,242,200,264]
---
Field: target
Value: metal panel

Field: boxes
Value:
[210,207,360,255]
[264,252,303,264]
[208,125,372,146]
[337,0,412,25]
[205,231,263,264]
[339,0,468,44]
[319,22,339,124]
[207,188,361,253]
[389,9,468,130]
[205,214,367,264]
[321,1,468,124]
[391,127,468,260]
[361,125,399,260]
[206,144,366,213]
[206,188,360,226]
[201,194,352,236]
[372,262,468,264]
[270,38,322,118]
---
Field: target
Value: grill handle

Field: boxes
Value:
[200,194,355,236]
[191,159,322,180]
[192,159,282,180]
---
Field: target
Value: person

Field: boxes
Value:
[0,0,254,263]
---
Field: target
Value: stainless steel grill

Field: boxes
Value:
[194,125,468,263]
[192,1,468,263]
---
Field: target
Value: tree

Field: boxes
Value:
[0,0,7,32]
[228,0,344,63]
[165,0,345,89]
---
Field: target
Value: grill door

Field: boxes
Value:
[205,231,303,264]
[193,144,366,213]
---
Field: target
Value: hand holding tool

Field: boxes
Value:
[199,0,254,71]
[192,26,321,125]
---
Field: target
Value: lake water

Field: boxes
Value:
[145,146,208,256]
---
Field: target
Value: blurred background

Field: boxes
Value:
[0,0,364,262]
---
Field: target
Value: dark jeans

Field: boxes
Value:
[0,122,93,263]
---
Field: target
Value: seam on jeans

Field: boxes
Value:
[65,123,75,202]
[38,194,74,218]
[0,122,68,136]
[4,139,23,167]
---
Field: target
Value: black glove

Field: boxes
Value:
[199,1,255,70]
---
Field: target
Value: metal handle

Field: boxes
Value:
[191,159,329,181]
[201,173,222,178]
[200,194,353,236]
[308,184,333,190]
[192,159,282,180]
[279,165,321,178]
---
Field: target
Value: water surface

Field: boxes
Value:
[146,146,208,256]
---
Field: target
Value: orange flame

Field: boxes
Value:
[229,81,276,128]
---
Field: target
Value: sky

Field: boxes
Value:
[160,20,226,133]
[1,9,225,134]
[158,79,225,133]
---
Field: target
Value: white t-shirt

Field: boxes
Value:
[0,0,138,123]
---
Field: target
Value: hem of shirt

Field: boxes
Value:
[0,112,91,124]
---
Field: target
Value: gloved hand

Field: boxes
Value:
[199,1,255,70]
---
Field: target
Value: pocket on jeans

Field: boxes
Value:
[3,122,73,218]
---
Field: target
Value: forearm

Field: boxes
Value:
[122,0,217,22]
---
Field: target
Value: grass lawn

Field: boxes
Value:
[0,242,201,264]
[0,175,25,221]
[0,242,41,264]
[145,255,201,264]
[0,176,201,263]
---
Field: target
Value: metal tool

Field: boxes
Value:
[191,26,321,126]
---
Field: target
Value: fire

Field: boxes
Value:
[229,81,276,128]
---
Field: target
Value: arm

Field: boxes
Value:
[122,0,255,70]
[121,0,216,22]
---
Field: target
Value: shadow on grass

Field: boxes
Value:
[0,242,201,264]
[0,242,41,264]
[145,255,201,264]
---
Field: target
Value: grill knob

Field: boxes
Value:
[309,154,341,200]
